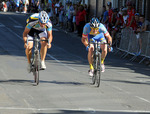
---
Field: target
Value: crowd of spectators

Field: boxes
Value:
[0,0,89,37]
[1,0,150,45]
[101,1,150,54]
[51,0,89,37]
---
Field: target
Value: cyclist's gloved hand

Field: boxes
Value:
[86,46,89,51]
[109,47,113,52]
[108,41,112,47]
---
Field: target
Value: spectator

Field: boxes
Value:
[67,1,74,32]
[111,8,124,46]
[51,1,56,20]
[75,5,80,35]
[122,8,128,28]
[47,0,52,18]
[84,4,89,22]
[22,0,29,13]
[48,0,52,10]
[29,0,39,13]
[101,5,108,25]
[134,13,142,53]
[58,2,64,29]
[139,15,150,31]
[111,8,118,27]
[54,0,60,26]
[2,1,7,12]
[15,0,20,13]
[135,14,150,54]
[126,0,136,30]
[78,5,86,37]
[6,0,11,11]
[107,1,113,32]
[72,4,77,33]
[41,0,45,10]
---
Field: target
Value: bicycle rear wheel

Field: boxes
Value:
[95,52,101,87]
[34,51,40,85]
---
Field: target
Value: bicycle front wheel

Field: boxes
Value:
[95,52,101,87]
[34,51,40,85]
[92,55,96,85]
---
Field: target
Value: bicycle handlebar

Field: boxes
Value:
[89,40,113,52]
[90,40,111,46]
[27,38,50,45]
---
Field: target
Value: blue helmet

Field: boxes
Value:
[90,17,100,28]
[39,11,49,24]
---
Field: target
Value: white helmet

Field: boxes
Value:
[39,11,49,23]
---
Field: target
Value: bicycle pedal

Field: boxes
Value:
[40,68,45,70]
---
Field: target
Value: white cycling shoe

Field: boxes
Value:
[88,69,94,77]
[101,64,105,72]
[41,61,46,70]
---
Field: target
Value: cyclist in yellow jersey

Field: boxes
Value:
[23,11,53,72]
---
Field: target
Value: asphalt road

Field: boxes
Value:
[0,12,150,114]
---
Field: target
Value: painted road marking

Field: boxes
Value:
[14,25,24,28]
[4,24,150,106]
[0,23,5,27]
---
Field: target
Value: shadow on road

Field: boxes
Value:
[0,79,85,86]
[32,109,150,114]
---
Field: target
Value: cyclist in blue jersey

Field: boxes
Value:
[23,11,53,72]
[81,17,112,76]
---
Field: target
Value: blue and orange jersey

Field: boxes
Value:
[82,23,109,38]
[82,23,108,43]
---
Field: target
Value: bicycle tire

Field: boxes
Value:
[95,52,101,87]
[92,55,96,85]
[34,51,40,85]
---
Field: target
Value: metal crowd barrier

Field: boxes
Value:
[115,27,150,63]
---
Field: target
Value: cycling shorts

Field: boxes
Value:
[27,29,48,42]
[87,33,107,44]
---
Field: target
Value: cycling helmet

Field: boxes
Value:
[90,17,100,28]
[39,11,49,24]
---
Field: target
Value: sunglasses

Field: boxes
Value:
[90,27,99,30]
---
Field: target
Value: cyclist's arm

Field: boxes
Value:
[23,27,30,43]
[47,30,53,44]
[105,32,112,46]
[81,26,89,47]
[81,35,88,47]
[100,24,112,45]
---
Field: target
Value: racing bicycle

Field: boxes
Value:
[27,33,49,85]
[91,40,111,87]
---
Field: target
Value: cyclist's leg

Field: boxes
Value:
[25,35,33,64]
[88,44,94,69]
[39,31,48,62]
[92,33,107,64]
[100,44,107,63]
[87,35,94,70]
